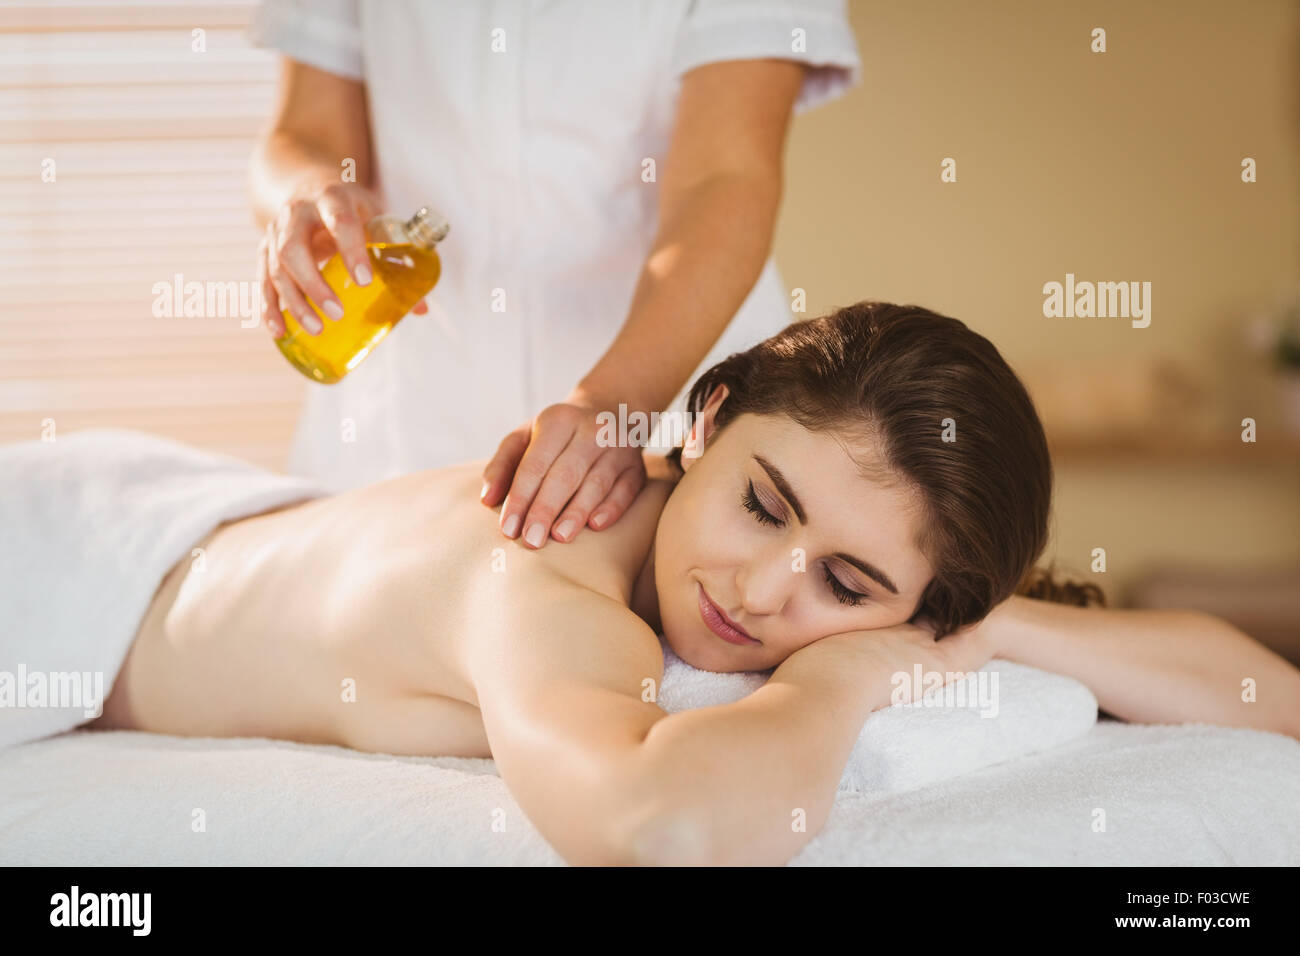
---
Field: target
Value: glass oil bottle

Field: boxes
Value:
[275,205,450,384]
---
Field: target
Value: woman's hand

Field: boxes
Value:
[480,394,648,548]
[796,611,1001,713]
[257,180,428,340]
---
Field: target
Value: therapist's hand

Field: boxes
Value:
[258,181,429,339]
[481,395,647,548]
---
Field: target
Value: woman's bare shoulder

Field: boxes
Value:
[463,551,667,710]
[375,455,674,629]
[528,473,675,604]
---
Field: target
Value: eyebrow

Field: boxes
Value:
[752,453,901,596]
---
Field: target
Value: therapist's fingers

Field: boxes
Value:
[586,461,646,532]
[315,184,375,288]
[274,204,343,335]
[497,409,583,544]
[278,238,340,331]
[516,436,603,549]
[549,453,631,542]
[480,423,531,510]
[265,227,322,336]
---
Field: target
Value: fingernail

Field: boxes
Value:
[303,313,323,335]
[502,514,520,537]
[524,523,544,548]
[323,300,345,321]
[555,519,575,540]
[590,512,607,529]
[480,481,491,501]
[354,263,372,286]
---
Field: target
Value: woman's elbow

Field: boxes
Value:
[542,768,711,866]
[608,798,814,867]
[614,804,717,866]
[580,776,725,865]
[585,741,821,866]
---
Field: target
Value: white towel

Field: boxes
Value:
[0,428,1098,794]
[6,720,1296,866]
[656,639,1098,793]
[0,429,325,750]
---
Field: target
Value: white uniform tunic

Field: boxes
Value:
[248,0,861,491]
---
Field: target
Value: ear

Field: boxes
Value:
[681,383,729,469]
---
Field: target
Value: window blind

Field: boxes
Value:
[0,0,302,470]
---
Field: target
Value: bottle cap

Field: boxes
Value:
[406,205,450,247]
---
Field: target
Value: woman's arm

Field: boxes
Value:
[469,567,984,866]
[466,579,667,866]
[624,621,994,866]
[990,595,1300,740]
[621,642,879,866]
[475,626,880,867]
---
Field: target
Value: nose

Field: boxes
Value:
[733,538,799,617]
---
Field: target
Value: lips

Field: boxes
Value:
[697,583,760,646]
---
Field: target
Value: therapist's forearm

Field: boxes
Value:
[995,595,1300,739]
[248,130,368,231]
[572,171,781,414]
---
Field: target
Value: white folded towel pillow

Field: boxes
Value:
[655,636,1099,794]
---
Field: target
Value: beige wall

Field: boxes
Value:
[773,0,1300,601]
[4,1,1295,607]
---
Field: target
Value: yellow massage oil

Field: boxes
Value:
[275,205,449,384]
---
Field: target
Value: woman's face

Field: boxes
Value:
[654,385,935,673]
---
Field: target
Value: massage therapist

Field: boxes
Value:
[246,0,860,547]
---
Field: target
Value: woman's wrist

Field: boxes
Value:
[772,631,894,716]
[986,594,1040,663]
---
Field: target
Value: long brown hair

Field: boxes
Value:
[666,301,1105,637]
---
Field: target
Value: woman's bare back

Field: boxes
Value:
[93,459,675,757]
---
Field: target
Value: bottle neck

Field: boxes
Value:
[405,207,450,249]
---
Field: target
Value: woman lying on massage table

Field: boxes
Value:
[91,301,1300,866]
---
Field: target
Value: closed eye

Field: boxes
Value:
[741,479,870,606]
[741,479,783,527]
[822,564,868,606]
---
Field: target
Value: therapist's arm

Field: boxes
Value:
[573,57,806,418]
[485,58,807,545]
[248,57,427,337]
